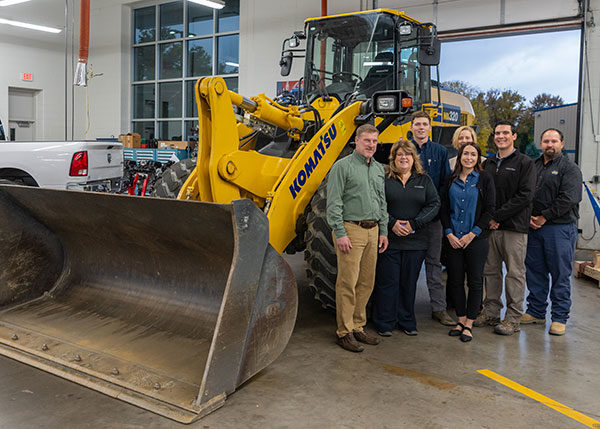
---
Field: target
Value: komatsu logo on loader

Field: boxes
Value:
[289,123,337,199]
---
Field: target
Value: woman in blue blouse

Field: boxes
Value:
[440,142,495,342]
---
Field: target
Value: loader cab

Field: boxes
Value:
[302,10,436,110]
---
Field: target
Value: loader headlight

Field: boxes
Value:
[398,24,413,35]
[376,95,397,112]
[372,91,412,116]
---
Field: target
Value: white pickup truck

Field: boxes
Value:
[0,118,123,190]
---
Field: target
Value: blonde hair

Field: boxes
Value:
[388,139,425,178]
[451,126,477,149]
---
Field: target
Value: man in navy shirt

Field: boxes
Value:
[410,111,454,326]
[520,128,582,336]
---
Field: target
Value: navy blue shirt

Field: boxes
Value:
[445,171,482,238]
[412,139,451,195]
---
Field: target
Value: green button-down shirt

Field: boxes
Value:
[326,150,388,238]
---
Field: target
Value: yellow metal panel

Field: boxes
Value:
[217,151,291,202]
[305,9,422,24]
[267,102,363,253]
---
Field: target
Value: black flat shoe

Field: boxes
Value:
[449,322,465,337]
[460,326,473,342]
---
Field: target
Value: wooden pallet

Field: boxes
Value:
[574,254,600,288]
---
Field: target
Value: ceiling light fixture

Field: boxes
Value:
[188,0,225,10]
[0,0,31,6]
[0,17,62,33]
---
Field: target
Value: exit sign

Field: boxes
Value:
[21,73,33,82]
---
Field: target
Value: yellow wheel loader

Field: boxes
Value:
[0,9,473,424]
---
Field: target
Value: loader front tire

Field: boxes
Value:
[304,180,338,310]
[151,158,196,198]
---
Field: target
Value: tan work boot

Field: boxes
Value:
[473,312,500,327]
[494,320,520,336]
[337,333,364,352]
[549,322,566,336]
[353,330,380,345]
[432,310,455,326]
[520,313,545,324]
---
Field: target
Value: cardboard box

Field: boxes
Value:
[118,133,141,148]
[159,140,189,150]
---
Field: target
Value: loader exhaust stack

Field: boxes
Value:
[0,185,297,423]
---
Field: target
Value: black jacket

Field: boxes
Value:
[532,153,582,224]
[483,150,536,233]
[440,170,496,240]
[385,172,440,251]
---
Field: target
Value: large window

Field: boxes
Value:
[132,1,240,141]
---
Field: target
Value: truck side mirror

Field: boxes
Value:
[280,51,293,76]
[417,27,441,66]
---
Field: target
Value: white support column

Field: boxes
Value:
[578,0,600,249]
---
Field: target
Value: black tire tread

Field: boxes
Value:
[151,158,196,198]
[304,179,338,310]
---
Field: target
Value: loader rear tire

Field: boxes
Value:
[151,158,196,198]
[304,180,338,310]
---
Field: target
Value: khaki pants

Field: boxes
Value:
[482,230,528,323]
[333,222,379,337]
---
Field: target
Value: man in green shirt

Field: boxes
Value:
[327,124,389,352]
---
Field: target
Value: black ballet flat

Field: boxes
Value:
[449,322,464,337]
[460,326,473,342]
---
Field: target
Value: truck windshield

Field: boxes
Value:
[304,12,427,105]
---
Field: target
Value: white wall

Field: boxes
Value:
[577,0,600,250]
[0,35,68,140]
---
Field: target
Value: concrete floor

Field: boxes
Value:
[1,253,599,428]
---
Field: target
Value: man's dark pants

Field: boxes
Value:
[372,248,426,332]
[525,223,578,324]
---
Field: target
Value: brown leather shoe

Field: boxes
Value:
[337,333,364,352]
[353,330,380,345]
[432,310,455,326]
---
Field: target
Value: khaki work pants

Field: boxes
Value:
[333,222,379,337]
[482,230,528,323]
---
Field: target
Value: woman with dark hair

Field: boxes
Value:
[372,140,440,336]
[441,142,495,342]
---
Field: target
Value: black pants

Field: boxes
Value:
[445,238,488,320]
[372,248,426,332]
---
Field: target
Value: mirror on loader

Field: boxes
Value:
[279,31,305,76]
[417,25,441,66]
[0,117,6,141]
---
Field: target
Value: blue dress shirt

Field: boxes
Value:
[445,171,481,238]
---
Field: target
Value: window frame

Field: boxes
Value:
[131,0,239,141]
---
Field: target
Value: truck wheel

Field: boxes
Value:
[304,179,338,310]
[151,158,196,198]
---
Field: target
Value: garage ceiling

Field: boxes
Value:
[0,0,67,46]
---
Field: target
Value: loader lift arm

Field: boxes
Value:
[178,76,411,254]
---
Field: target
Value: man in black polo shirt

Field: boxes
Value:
[475,121,536,335]
[520,128,582,336]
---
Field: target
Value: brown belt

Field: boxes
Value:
[346,220,378,229]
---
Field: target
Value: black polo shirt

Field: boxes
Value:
[533,153,582,224]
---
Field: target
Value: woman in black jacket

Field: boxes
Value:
[373,140,440,337]
[441,142,495,342]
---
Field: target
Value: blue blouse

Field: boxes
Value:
[445,171,481,238]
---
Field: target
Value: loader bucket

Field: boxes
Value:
[0,185,297,423]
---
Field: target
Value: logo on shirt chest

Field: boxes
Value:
[551,170,559,175]
[289,123,337,199]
